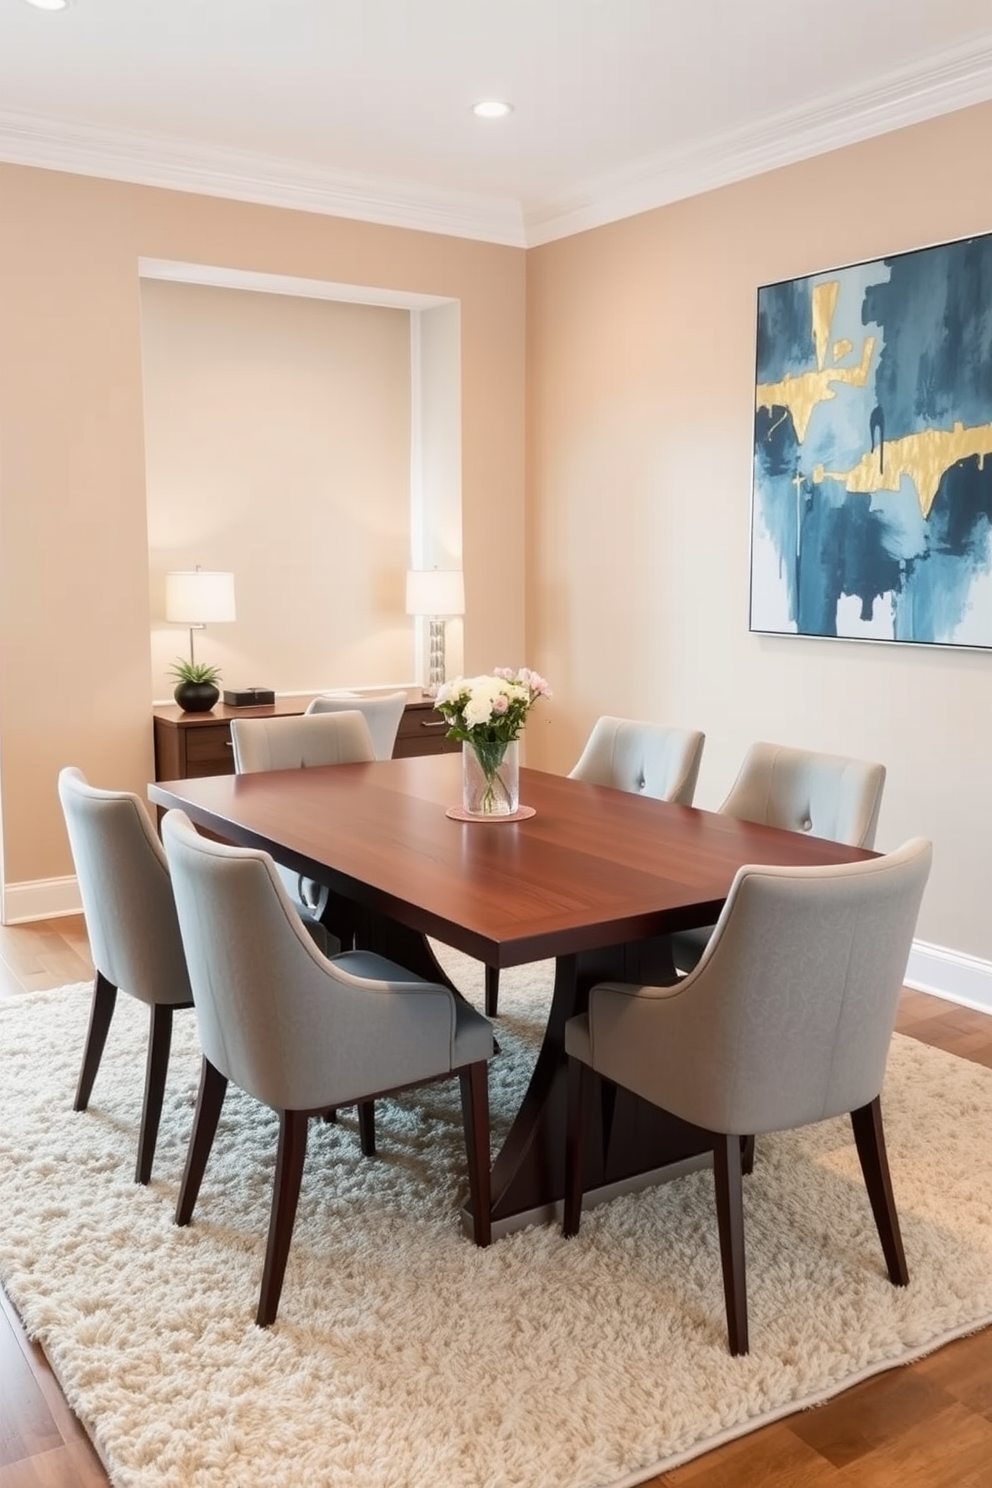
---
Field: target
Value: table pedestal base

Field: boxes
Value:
[462,1149,713,1241]
[356,913,714,1238]
[483,941,712,1232]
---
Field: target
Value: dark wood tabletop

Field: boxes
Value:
[149,754,874,971]
[149,754,878,1233]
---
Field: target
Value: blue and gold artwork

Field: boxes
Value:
[751,235,992,648]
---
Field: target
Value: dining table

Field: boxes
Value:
[149,753,875,1237]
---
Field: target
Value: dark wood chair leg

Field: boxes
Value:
[358,1100,376,1157]
[459,1062,492,1247]
[851,1096,909,1286]
[713,1132,749,1355]
[135,1003,174,1185]
[740,1134,756,1175]
[485,965,500,1019]
[74,971,117,1111]
[562,1056,588,1238]
[257,1109,310,1327]
[176,1058,228,1226]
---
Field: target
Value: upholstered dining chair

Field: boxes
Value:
[230,709,375,773]
[569,716,705,806]
[57,767,194,1184]
[161,808,494,1326]
[230,709,376,948]
[482,718,705,1018]
[305,690,408,760]
[562,836,932,1355]
[671,741,886,975]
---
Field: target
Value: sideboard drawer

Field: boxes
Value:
[184,724,234,776]
[394,704,457,758]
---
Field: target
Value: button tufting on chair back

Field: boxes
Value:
[672,741,886,977]
[568,717,705,807]
[718,741,885,849]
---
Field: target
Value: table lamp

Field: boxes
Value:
[165,566,236,666]
[405,568,465,696]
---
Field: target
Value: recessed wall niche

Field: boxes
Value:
[140,263,462,699]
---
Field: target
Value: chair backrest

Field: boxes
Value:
[569,717,705,806]
[595,839,932,1138]
[719,741,885,848]
[160,809,462,1111]
[305,691,407,760]
[230,710,375,774]
[57,767,192,1006]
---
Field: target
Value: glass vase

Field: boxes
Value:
[462,738,520,817]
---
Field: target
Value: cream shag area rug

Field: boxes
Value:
[2,950,992,1488]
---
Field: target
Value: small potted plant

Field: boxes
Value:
[170,658,221,713]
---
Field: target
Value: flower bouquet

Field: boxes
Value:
[435,668,552,815]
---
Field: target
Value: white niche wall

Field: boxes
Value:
[141,262,462,699]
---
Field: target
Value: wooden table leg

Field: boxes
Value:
[488,937,709,1228]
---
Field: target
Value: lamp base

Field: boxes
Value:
[425,617,447,696]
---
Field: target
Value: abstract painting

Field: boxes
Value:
[750,233,992,648]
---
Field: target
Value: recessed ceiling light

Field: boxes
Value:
[22,0,71,9]
[472,100,513,120]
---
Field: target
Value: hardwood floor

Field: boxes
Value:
[1,918,991,1487]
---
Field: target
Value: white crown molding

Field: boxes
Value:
[0,32,991,249]
[0,108,527,248]
[525,33,992,245]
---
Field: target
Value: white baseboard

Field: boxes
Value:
[2,876,81,924]
[4,877,992,1015]
[904,939,992,1015]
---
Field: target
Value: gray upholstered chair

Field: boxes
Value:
[57,767,194,1184]
[569,716,705,805]
[162,808,494,1326]
[305,690,408,760]
[672,741,886,975]
[230,709,375,773]
[230,709,376,946]
[482,717,705,1019]
[562,837,932,1356]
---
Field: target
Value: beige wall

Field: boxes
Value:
[142,280,414,696]
[3,105,990,970]
[0,166,525,893]
[526,100,992,964]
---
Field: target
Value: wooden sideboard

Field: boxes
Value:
[152,688,457,780]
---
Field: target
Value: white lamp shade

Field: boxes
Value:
[165,570,236,624]
[405,569,465,617]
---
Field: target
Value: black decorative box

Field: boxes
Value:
[223,687,276,707]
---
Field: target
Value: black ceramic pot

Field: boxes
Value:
[173,680,219,713]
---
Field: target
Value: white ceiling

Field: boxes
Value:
[2,0,992,246]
